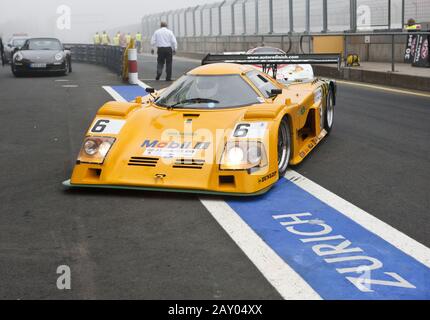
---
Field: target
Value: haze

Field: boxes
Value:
[0,0,212,43]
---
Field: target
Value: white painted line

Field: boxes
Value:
[284,170,430,269]
[62,85,78,88]
[337,80,430,98]
[102,86,127,102]
[200,199,322,300]
[55,79,70,82]
[136,79,149,89]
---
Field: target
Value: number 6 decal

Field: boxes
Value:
[91,120,110,133]
[234,124,251,138]
[231,122,268,139]
[88,118,126,135]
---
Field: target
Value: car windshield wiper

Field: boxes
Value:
[168,98,219,109]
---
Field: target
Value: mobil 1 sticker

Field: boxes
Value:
[232,122,268,139]
[89,118,126,135]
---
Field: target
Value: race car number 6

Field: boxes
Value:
[89,118,126,135]
[92,120,110,133]
[232,122,268,139]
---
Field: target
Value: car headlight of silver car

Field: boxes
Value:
[55,53,64,61]
[14,52,23,62]
[78,137,116,164]
[220,141,268,170]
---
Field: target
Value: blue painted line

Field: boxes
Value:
[111,85,148,102]
[227,178,430,300]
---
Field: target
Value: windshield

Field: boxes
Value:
[12,39,27,47]
[26,39,62,50]
[155,75,262,109]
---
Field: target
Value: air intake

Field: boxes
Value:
[173,159,205,170]
[128,157,159,167]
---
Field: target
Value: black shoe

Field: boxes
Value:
[156,76,160,81]
[166,79,172,82]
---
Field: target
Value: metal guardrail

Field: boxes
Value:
[65,44,125,76]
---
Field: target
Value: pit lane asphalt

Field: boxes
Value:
[0,56,429,299]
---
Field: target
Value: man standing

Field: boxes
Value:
[151,22,177,81]
[125,32,132,46]
[135,31,142,53]
[101,31,110,45]
[93,32,101,45]
[113,31,121,46]
[0,36,4,66]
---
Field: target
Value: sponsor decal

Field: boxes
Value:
[299,130,327,159]
[421,38,428,60]
[412,35,430,67]
[298,106,307,116]
[141,139,211,159]
[404,34,418,63]
[314,88,322,103]
[258,171,278,184]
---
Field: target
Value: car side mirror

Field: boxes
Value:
[270,89,283,96]
[146,87,157,99]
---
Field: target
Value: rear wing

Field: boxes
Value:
[202,53,341,78]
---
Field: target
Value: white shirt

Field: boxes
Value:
[151,27,177,50]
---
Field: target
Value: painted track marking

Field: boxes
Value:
[284,170,430,269]
[102,86,127,102]
[200,199,322,300]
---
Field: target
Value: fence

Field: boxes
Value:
[65,44,125,76]
[142,0,430,38]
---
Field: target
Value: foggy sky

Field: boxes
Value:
[0,0,212,42]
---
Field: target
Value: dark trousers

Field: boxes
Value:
[157,47,173,80]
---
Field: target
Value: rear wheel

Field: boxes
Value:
[277,118,291,177]
[324,89,335,133]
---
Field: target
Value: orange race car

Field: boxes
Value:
[64,53,340,196]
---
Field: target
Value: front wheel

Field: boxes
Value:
[324,89,335,133]
[63,59,70,76]
[277,118,292,178]
[11,64,20,77]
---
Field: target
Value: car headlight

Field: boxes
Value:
[14,52,23,62]
[55,53,64,61]
[220,141,267,170]
[78,136,116,164]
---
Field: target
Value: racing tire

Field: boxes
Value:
[11,64,21,77]
[63,59,70,76]
[277,117,292,178]
[324,88,335,134]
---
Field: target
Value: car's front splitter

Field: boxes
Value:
[62,180,271,197]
